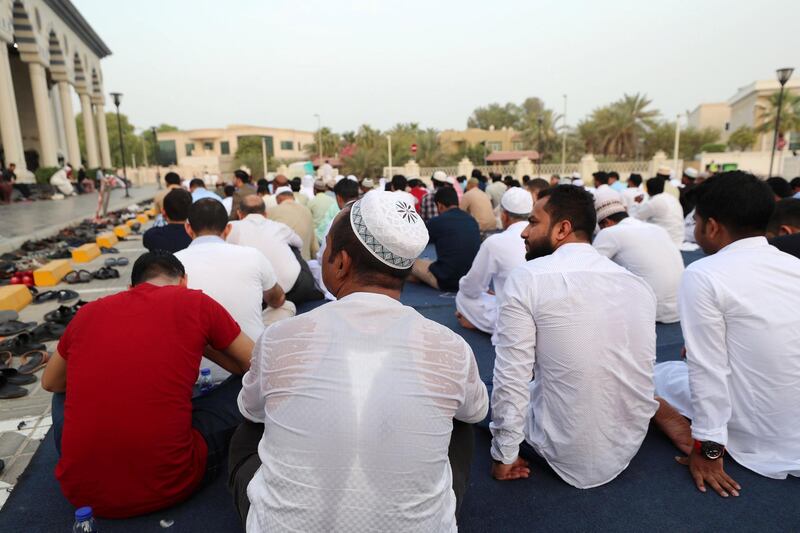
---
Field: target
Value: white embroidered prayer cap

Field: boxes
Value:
[500,187,533,216]
[683,167,698,179]
[273,186,293,196]
[432,170,448,183]
[595,197,627,222]
[350,190,429,269]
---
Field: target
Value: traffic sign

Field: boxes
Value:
[411,143,418,153]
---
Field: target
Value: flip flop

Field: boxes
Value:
[0,360,37,385]
[33,290,60,304]
[92,266,119,280]
[0,320,36,336]
[57,289,79,303]
[0,374,28,399]
[30,321,65,343]
[100,247,119,254]
[17,351,49,374]
[0,333,47,356]
[116,257,129,266]
[44,305,76,325]
[104,257,118,267]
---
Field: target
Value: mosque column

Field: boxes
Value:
[0,42,28,173]
[28,61,60,167]
[92,94,111,168]
[78,91,100,168]
[57,81,82,167]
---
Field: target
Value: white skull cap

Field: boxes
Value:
[500,187,533,216]
[349,190,429,269]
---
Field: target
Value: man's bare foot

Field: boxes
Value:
[455,311,477,330]
[653,397,693,455]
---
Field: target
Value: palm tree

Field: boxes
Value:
[756,91,800,136]
[600,93,659,159]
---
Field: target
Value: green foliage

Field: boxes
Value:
[467,103,523,129]
[76,116,179,169]
[304,127,342,159]
[33,166,60,185]
[756,91,800,135]
[681,128,722,159]
[700,143,726,153]
[578,93,659,159]
[235,136,270,180]
[727,126,757,151]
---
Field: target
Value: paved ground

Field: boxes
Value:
[0,203,155,509]
[0,184,160,254]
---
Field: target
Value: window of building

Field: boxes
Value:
[220,141,230,155]
[203,141,214,151]
[512,141,524,151]
[724,122,730,131]
[157,140,177,166]
[488,142,502,151]
[280,140,294,150]
[185,143,195,156]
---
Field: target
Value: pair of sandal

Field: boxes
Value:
[93,266,119,279]
[0,351,48,398]
[33,289,79,305]
[104,257,129,267]
[0,317,36,336]
[44,300,88,326]
[65,270,92,284]
[100,246,119,254]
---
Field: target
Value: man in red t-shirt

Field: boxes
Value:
[43,251,254,518]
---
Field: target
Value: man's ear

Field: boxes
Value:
[779,224,796,236]
[184,221,195,239]
[553,219,573,243]
[179,274,188,288]
[222,223,232,239]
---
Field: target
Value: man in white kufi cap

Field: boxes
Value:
[231,191,488,531]
[455,188,532,336]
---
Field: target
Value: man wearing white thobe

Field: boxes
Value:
[593,198,683,323]
[632,176,684,245]
[653,172,800,498]
[455,188,531,335]
[490,185,659,488]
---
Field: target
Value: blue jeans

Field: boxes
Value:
[52,375,244,483]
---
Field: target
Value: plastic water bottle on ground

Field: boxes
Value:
[199,368,213,395]
[73,506,98,532]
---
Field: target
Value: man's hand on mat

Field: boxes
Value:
[492,457,530,481]
[675,453,740,497]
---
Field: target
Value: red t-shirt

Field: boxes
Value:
[55,283,241,518]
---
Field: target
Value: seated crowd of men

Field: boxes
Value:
[41,167,799,530]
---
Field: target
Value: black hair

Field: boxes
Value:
[603,211,629,224]
[391,175,408,191]
[333,178,360,201]
[189,178,205,189]
[593,171,610,185]
[256,178,269,188]
[766,177,792,198]
[471,169,482,179]
[234,170,251,183]
[224,184,235,197]
[408,178,424,188]
[536,185,597,240]
[290,177,302,192]
[492,174,502,183]
[327,207,409,290]
[164,172,181,186]
[526,178,550,196]
[693,171,775,237]
[239,196,266,216]
[510,179,522,188]
[257,183,270,195]
[503,175,514,187]
[434,186,459,207]
[163,188,192,221]
[188,198,229,234]
[790,177,800,190]
[608,171,620,180]
[646,176,666,196]
[131,250,185,287]
[767,198,800,234]
[628,174,643,187]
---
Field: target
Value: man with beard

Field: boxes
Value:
[489,185,659,488]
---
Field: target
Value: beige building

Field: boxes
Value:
[728,78,800,151]
[687,103,731,141]
[439,127,525,155]
[0,0,112,181]
[156,124,315,178]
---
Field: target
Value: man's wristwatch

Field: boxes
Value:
[694,439,725,460]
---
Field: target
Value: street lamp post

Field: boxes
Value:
[769,67,794,177]
[672,114,681,176]
[151,126,161,190]
[313,113,322,163]
[110,92,129,198]
[386,135,392,180]
[536,116,544,174]
[560,94,567,177]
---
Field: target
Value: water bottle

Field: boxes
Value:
[73,506,98,532]
[199,368,213,395]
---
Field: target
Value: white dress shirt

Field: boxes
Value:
[491,243,659,489]
[175,236,278,382]
[239,292,488,532]
[227,214,303,292]
[455,221,527,334]
[593,217,683,323]
[621,187,644,211]
[631,192,684,245]
[677,237,800,479]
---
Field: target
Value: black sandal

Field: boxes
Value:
[30,322,66,343]
[0,374,29,399]
[33,290,60,304]
[0,320,36,336]
[92,266,120,280]
[0,333,47,356]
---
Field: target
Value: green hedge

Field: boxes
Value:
[33,166,60,185]
[700,143,727,153]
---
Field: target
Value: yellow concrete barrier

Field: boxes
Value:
[33,259,72,287]
[96,232,119,248]
[113,224,131,238]
[145,207,157,217]
[72,243,101,263]
[0,285,32,311]
[136,214,149,224]
[125,219,137,228]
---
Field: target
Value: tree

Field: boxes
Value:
[756,91,800,136]
[235,136,270,180]
[304,127,342,159]
[727,126,757,151]
[642,121,675,159]
[578,93,659,159]
[680,127,721,159]
[467,102,523,130]
[516,97,563,162]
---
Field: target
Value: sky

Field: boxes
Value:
[74,0,800,134]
